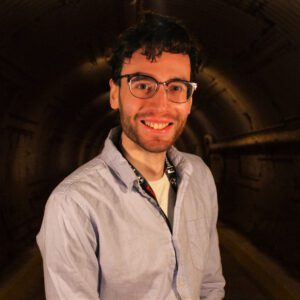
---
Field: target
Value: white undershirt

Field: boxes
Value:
[148,174,176,227]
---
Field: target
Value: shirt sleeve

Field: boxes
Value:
[36,190,101,300]
[200,170,226,300]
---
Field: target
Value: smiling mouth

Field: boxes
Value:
[142,120,172,130]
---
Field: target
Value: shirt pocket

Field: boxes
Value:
[187,218,210,270]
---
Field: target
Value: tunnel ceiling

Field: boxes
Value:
[1,0,300,156]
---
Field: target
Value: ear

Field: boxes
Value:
[109,79,120,110]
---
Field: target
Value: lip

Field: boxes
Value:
[140,119,174,133]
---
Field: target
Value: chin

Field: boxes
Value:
[139,140,173,153]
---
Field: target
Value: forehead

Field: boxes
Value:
[121,50,191,81]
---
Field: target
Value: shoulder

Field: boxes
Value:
[181,152,214,181]
[45,155,112,212]
[181,152,206,167]
[176,151,217,205]
[36,158,105,253]
[53,155,107,193]
[178,152,219,220]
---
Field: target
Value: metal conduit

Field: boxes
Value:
[209,128,300,152]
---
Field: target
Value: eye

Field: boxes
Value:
[135,83,149,90]
[130,76,156,94]
[170,85,183,91]
[168,81,186,93]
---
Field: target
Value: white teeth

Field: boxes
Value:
[144,121,169,129]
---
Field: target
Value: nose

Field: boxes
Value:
[150,83,169,111]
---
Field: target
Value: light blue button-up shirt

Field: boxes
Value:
[37,127,225,300]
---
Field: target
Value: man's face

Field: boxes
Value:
[110,50,193,153]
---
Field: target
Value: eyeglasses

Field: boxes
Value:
[118,73,197,103]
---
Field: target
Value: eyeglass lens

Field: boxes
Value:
[129,75,193,103]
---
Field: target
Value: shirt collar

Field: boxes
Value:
[99,127,137,190]
[99,126,193,189]
[167,146,193,179]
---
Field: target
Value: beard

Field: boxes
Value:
[119,105,187,154]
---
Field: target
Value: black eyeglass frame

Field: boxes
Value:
[118,73,197,103]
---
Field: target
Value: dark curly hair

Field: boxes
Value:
[108,12,203,84]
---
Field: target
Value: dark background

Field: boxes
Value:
[0,0,299,298]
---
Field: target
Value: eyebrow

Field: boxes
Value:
[132,72,190,82]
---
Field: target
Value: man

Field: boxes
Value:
[37,12,225,300]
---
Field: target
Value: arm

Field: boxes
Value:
[200,170,225,299]
[37,190,101,300]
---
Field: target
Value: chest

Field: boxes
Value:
[94,177,209,279]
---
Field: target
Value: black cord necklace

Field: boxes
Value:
[117,138,178,232]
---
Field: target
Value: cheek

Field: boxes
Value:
[119,96,142,119]
[177,106,192,120]
[186,101,192,114]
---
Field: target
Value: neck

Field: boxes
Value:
[120,133,166,181]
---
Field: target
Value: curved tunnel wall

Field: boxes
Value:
[0,0,299,281]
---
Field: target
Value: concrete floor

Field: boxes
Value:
[219,224,300,300]
[0,246,45,300]
[221,246,270,300]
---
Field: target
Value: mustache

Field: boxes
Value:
[135,111,177,120]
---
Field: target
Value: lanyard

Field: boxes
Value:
[117,141,177,231]
[127,156,177,201]
[127,157,177,232]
